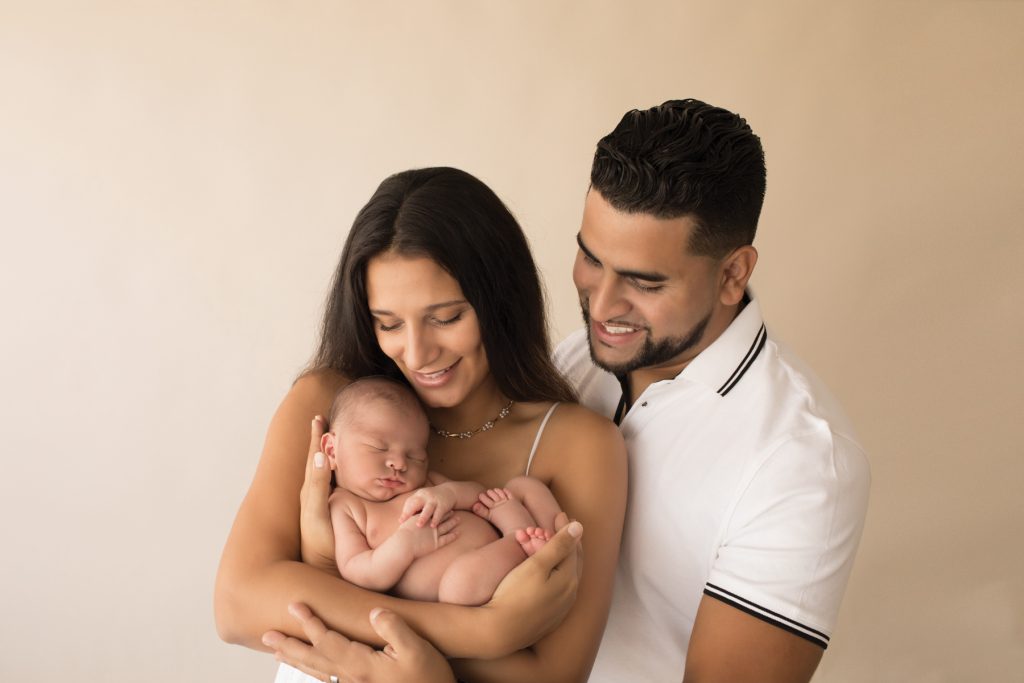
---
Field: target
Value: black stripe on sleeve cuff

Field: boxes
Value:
[704,583,830,649]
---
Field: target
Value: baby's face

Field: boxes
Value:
[328,399,430,501]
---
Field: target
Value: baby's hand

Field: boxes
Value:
[399,486,457,528]
[395,514,459,558]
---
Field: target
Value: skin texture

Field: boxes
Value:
[215,252,627,683]
[575,190,823,682]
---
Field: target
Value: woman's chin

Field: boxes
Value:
[413,389,462,409]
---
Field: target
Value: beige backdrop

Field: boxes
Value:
[2,1,1021,681]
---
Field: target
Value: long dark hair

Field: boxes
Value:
[309,167,576,404]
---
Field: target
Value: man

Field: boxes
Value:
[553,99,870,682]
[265,99,870,683]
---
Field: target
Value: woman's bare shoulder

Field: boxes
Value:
[290,369,350,406]
[548,401,618,432]
[542,402,625,462]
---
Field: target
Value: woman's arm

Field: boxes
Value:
[214,372,579,659]
[451,405,628,683]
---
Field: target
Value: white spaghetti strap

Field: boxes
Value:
[525,402,560,476]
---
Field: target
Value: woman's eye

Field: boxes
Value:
[582,252,600,266]
[432,312,464,327]
[376,321,402,332]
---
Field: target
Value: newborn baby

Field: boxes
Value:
[322,376,561,605]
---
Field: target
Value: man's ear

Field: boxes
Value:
[719,245,758,306]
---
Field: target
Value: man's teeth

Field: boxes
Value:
[602,323,638,335]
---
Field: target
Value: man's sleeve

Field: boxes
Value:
[704,428,870,648]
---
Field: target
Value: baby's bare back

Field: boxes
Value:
[358,490,500,601]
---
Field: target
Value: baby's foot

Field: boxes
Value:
[472,488,535,536]
[515,527,552,557]
[471,487,514,520]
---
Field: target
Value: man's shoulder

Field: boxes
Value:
[553,329,621,417]
[553,327,589,372]
[756,335,861,443]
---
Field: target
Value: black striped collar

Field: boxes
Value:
[677,292,767,397]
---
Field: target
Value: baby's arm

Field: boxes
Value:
[399,473,485,528]
[332,496,459,592]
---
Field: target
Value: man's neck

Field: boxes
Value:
[626,297,747,403]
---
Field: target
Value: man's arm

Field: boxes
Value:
[682,431,870,682]
[682,596,823,683]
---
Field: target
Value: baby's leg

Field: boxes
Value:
[504,476,562,532]
[436,537,526,606]
[472,487,536,536]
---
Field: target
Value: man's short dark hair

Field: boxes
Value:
[590,99,766,259]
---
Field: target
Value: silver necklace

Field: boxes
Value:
[431,400,514,439]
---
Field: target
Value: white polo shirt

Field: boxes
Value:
[554,296,870,683]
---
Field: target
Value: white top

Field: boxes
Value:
[554,296,870,683]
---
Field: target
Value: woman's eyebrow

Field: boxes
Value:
[369,300,467,316]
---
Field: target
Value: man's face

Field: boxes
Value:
[572,190,724,380]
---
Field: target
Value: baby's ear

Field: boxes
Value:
[321,432,336,457]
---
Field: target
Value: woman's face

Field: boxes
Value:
[365,252,493,409]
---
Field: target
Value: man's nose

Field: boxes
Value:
[588,275,630,322]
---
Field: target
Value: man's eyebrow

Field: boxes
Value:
[369,300,467,316]
[577,232,668,283]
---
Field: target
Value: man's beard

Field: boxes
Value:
[581,299,712,376]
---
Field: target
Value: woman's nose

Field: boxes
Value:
[403,324,438,371]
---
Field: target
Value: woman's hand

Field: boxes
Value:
[300,415,338,574]
[476,514,584,655]
[263,603,456,683]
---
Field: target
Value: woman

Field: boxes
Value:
[215,167,627,682]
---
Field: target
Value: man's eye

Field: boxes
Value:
[582,252,600,266]
[631,280,663,293]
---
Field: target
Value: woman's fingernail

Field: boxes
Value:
[567,521,583,538]
[370,607,385,622]
[313,415,323,423]
[314,452,325,469]
[262,632,282,646]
